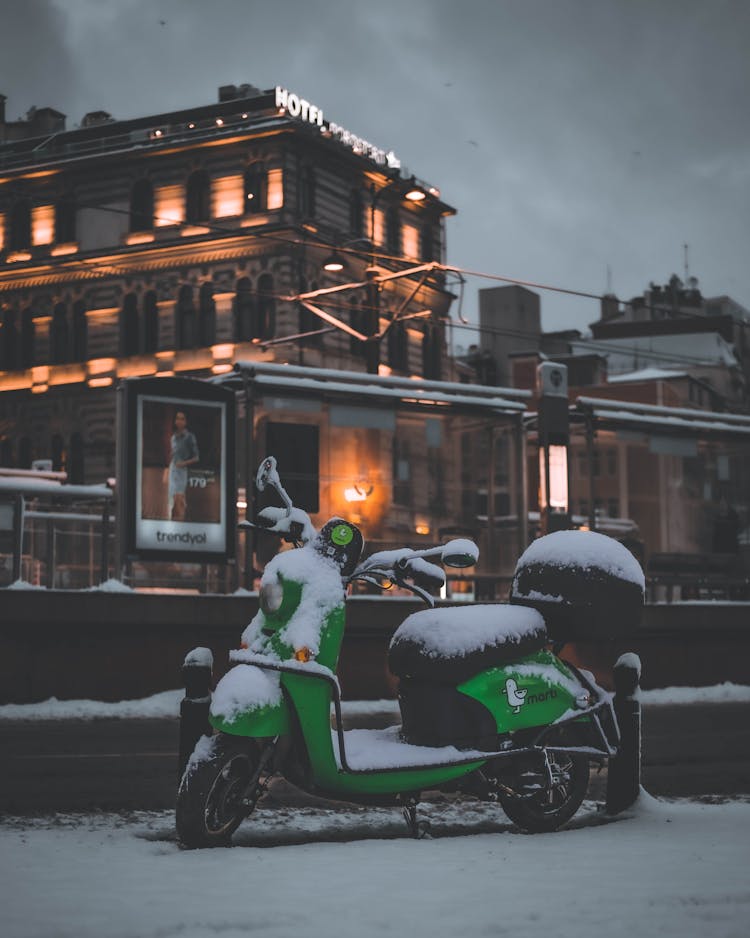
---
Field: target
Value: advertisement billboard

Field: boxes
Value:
[118,377,235,562]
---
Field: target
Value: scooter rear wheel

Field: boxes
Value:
[176,734,260,848]
[499,752,589,833]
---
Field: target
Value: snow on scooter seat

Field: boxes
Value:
[333,725,487,770]
[391,604,546,659]
[514,529,645,588]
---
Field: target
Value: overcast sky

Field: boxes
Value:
[2,0,748,342]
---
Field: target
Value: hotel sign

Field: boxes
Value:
[274,86,400,169]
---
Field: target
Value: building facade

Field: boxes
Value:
[0,84,456,486]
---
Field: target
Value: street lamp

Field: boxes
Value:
[537,362,571,535]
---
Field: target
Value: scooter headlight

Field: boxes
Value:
[260,578,284,614]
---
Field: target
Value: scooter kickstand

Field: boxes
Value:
[402,799,432,840]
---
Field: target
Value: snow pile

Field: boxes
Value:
[210,664,282,721]
[241,545,344,656]
[1,799,749,938]
[391,604,546,658]
[515,529,645,588]
[0,690,183,721]
[86,578,133,593]
[641,682,750,705]
[6,579,45,590]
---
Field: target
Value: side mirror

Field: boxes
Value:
[256,456,279,493]
[441,538,479,568]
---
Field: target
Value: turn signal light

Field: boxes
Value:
[294,647,311,663]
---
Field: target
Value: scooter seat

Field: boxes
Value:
[389,604,548,683]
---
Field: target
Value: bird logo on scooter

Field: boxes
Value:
[503,678,527,714]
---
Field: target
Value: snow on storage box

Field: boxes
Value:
[510,530,645,640]
[389,604,547,682]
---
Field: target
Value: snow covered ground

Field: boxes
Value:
[1,682,749,721]
[1,795,749,938]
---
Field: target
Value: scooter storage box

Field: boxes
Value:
[509,530,645,640]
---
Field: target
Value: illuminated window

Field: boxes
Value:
[422,321,442,380]
[2,308,18,370]
[175,285,197,349]
[266,168,283,210]
[388,320,408,372]
[297,166,315,218]
[51,302,70,364]
[233,278,257,342]
[349,188,364,238]
[402,224,419,260]
[185,170,211,223]
[72,300,87,362]
[143,291,159,353]
[243,166,266,213]
[257,273,276,340]
[9,201,32,251]
[21,308,35,369]
[386,205,401,255]
[198,282,216,346]
[121,293,139,357]
[130,179,154,232]
[55,196,76,244]
[32,205,54,246]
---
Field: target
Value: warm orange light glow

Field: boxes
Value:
[294,647,311,663]
[369,207,385,245]
[344,487,367,503]
[32,205,54,245]
[88,376,114,388]
[402,224,419,260]
[6,251,32,263]
[211,343,234,362]
[88,357,117,376]
[267,168,283,209]
[0,213,4,251]
[154,184,185,226]
[404,188,426,202]
[125,231,155,245]
[215,118,224,127]
[117,359,158,378]
[240,214,269,228]
[50,242,79,256]
[415,523,431,536]
[212,174,244,218]
[539,445,569,511]
[211,363,233,374]
[32,366,49,385]
[378,364,393,377]
[31,383,49,394]
[181,225,210,237]
[156,370,175,377]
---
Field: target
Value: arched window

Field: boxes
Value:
[69,432,85,484]
[185,170,211,223]
[51,302,69,364]
[243,166,266,214]
[51,434,65,473]
[175,285,196,350]
[21,308,35,369]
[349,188,364,238]
[142,290,159,353]
[9,201,32,251]
[297,166,315,218]
[130,179,154,232]
[2,308,18,370]
[0,437,13,467]
[18,436,32,470]
[198,282,216,347]
[121,293,139,357]
[386,205,401,255]
[422,321,442,380]
[72,300,87,362]
[388,319,409,373]
[233,278,256,342]
[55,196,76,244]
[257,273,276,341]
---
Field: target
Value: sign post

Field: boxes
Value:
[537,362,570,535]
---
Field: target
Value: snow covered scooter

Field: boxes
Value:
[176,457,644,848]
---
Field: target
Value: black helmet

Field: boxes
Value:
[313,518,364,577]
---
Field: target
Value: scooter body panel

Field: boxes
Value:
[457,650,585,734]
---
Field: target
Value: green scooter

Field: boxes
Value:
[177,457,640,848]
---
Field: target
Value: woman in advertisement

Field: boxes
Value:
[166,410,200,522]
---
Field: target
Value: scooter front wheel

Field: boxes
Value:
[176,734,262,848]
[498,752,589,833]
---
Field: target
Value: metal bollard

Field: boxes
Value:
[178,647,214,781]
[605,652,642,815]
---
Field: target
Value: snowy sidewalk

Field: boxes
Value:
[1,796,749,938]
